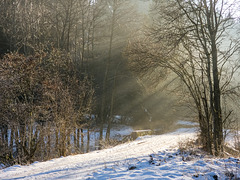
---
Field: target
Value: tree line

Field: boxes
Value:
[0,0,144,166]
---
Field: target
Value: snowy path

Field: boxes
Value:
[0,128,197,180]
[1,127,239,180]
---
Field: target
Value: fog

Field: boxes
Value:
[0,0,239,166]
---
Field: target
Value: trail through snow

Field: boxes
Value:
[0,126,239,180]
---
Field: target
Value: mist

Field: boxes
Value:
[0,0,239,166]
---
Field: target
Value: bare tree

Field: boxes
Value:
[127,0,240,155]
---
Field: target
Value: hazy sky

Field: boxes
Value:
[227,0,240,18]
[135,0,240,18]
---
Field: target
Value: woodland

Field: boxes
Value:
[0,0,240,167]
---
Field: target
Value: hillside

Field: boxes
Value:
[0,121,239,180]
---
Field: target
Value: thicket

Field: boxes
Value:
[0,49,94,166]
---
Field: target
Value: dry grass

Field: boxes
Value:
[178,138,203,155]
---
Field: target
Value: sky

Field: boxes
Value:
[225,0,240,19]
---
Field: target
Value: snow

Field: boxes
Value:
[110,124,133,140]
[0,163,5,170]
[0,123,239,180]
[177,120,199,126]
[225,130,240,150]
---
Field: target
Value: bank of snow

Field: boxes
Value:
[0,126,239,180]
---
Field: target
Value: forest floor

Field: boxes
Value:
[0,121,239,180]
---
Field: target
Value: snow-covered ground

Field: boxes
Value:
[176,120,199,126]
[0,122,239,180]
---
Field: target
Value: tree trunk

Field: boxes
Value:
[77,128,80,149]
[212,40,223,156]
[80,128,84,153]
[100,4,116,144]
[55,128,59,157]
[87,128,90,152]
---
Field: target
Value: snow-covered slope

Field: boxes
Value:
[0,126,239,180]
